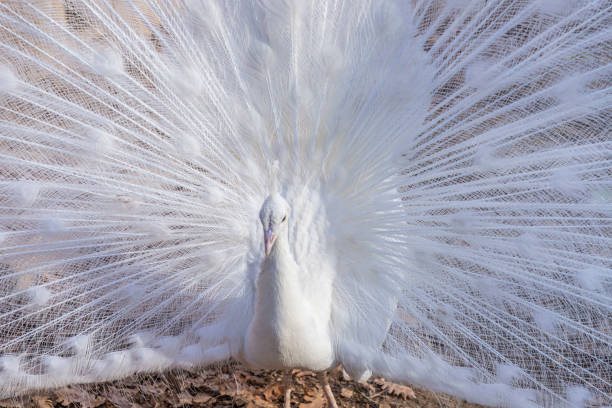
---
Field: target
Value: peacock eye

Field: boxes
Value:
[281,215,287,222]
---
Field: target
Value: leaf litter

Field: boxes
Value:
[1,363,485,407]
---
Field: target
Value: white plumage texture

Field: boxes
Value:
[0,1,610,407]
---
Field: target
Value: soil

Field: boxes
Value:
[1,363,485,408]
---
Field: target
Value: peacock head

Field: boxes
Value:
[259,194,290,256]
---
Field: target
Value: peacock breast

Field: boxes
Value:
[243,256,335,371]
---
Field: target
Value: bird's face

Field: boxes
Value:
[259,194,289,256]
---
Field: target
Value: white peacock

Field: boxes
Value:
[0,1,610,407]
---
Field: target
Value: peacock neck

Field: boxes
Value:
[259,227,296,288]
[267,227,290,264]
[251,225,301,334]
[259,226,306,312]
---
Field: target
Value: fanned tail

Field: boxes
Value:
[373,1,611,406]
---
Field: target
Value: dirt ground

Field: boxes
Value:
[1,363,485,408]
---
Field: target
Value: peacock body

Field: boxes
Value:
[0,1,610,407]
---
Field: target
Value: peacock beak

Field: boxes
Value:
[264,226,276,256]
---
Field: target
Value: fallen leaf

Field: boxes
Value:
[262,382,282,401]
[138,384,161,395]
[250,395,277,408]
[246,375,267,387]
[177,392,194,404]
[303,389,320,401]
[31,396,53,408]
[0,399,23,408]
[377,378,416,400]
[299,393,325,408]
[105,390,141,408]
[340,387,354,399]
[359,381,376,394]
[54,387,105,408]
[192,393,213,404]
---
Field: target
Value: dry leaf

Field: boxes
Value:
[295,370,315,378]
[246,375,267,387]
[177,392,194,405]
[360,381,376,394]
[250,395,277,408]
[54,387,105,408]
[105,390,140,408]
[303,390,320,401]
[31,396,53,408]
[262,382,282,401]
[54,388,79,406]
[376,378,416,400]
[138,384,161,395]
[299,392,325,408]
[192,393,213,404]
[340,387,354,399]
[0,399,23,408]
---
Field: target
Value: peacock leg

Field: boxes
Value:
[317,371,338,408]
[283,371,292,408]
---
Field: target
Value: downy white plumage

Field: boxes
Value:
[245,193,335,374]
[0,1,610,407]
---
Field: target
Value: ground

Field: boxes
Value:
[1,363,485,408]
